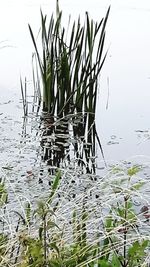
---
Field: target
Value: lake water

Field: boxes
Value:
[0,2,150,258]
[1,0,150,164]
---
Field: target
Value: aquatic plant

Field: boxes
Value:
[20,77,28,117]
[29,1,110,117]
[27,1,109,168]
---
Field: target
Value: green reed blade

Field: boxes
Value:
[96,6,110,63]
[94,19,103,38]
[48,13,54,39]
[28,25,43,76]
[69,21,75,53]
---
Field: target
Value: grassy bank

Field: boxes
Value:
[0,164,149,266]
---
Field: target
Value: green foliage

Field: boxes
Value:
[101,167,149,267]
[127,165,141,177]
[0,233,8,263]
[128,240,149,266]
[0,181,8,207]
[29,2,110,117]
[0,167,149,266]
[47,170,61,204]
[19,237,44,267]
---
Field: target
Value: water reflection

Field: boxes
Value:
[40,112,102,174]
[41,115,70,168]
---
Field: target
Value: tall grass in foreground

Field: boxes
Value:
[29,2,110,117]
[0,164,150,266]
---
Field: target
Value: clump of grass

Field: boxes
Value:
[29,1,110,118]
[27,1,109,167]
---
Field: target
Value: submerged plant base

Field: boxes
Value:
[40,112,100,173]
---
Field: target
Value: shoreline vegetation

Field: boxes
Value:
[0,165,150,266]
[0,1,150,266]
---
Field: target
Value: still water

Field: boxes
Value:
[0,0,150,163]
[0,1,150,245]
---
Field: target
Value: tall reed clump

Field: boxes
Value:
[29,1,110,118]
